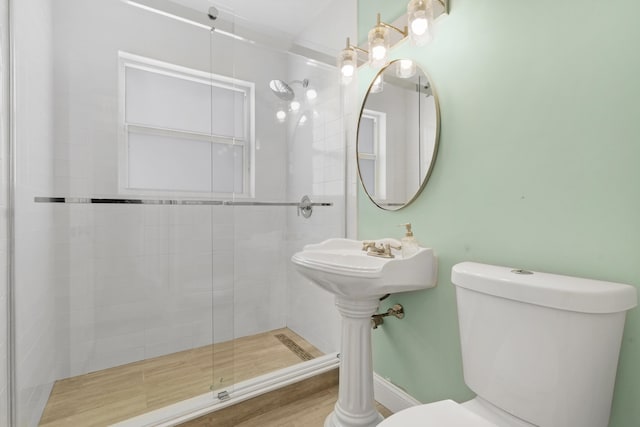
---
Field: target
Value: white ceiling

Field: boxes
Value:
[169,0,355,56]
[172,0,332,39]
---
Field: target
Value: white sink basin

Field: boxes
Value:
[291,238,437,298]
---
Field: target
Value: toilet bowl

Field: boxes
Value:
[379,262,637,427]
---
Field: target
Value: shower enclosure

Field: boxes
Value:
[5,0,352,424]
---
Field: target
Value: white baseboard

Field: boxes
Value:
[373,372,422,414]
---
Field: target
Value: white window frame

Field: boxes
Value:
[118,51,255,198]
[359,109,386,200]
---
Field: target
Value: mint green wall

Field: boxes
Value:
[357,1,640,425]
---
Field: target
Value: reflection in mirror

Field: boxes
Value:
[357,59,439,210]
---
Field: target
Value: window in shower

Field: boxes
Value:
[118,52,255,198]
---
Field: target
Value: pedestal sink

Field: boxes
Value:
[291,238,437,427]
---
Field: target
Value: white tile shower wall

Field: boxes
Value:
[285,56,343,354]
[64,205,221,376]
[50,0,292,377]
[13,0,64,425]
[233,206,287,337]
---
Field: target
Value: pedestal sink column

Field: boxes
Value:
[325,296,384,427]
[291,239,437,425]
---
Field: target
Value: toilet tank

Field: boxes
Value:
[451,262,637,427]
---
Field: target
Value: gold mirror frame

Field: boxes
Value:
[356,60,440,211]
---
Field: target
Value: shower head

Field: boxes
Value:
[207,6,218,20]
[269,79,310,101]
[269,80,295,101]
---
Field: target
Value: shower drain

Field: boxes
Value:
[275,333,314,361]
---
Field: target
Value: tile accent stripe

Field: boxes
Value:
[275,334,315,361]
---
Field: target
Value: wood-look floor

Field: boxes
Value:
[181,369,392,427]
[39,328,323,427]
[228,384,392,427]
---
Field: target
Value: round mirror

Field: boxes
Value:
[357,59,440,210]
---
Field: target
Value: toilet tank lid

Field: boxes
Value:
[451,262,638,314]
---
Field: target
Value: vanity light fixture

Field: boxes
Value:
[337,0,448,82]
[368,13,407,68]
[290,100,301,112]
[276,109,287,123]
[408,0,434,46]
[338,37,368,85]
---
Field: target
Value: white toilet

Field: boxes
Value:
[379,262,637,427]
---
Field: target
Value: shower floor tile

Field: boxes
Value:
[39,328,323,427]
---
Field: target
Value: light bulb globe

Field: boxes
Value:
[368,25,389,68]
[372,44,387,61]
[341,64,355,78]
[408,0,434,46]
[338,46,357,85]
[410,16,428,36]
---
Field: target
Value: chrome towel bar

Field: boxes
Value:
[34,195,330,218]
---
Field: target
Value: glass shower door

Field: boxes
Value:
[11,0,224,424]
[10,0,348,424]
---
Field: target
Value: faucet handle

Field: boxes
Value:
[383,243,399,256]
[362,241,376,251]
